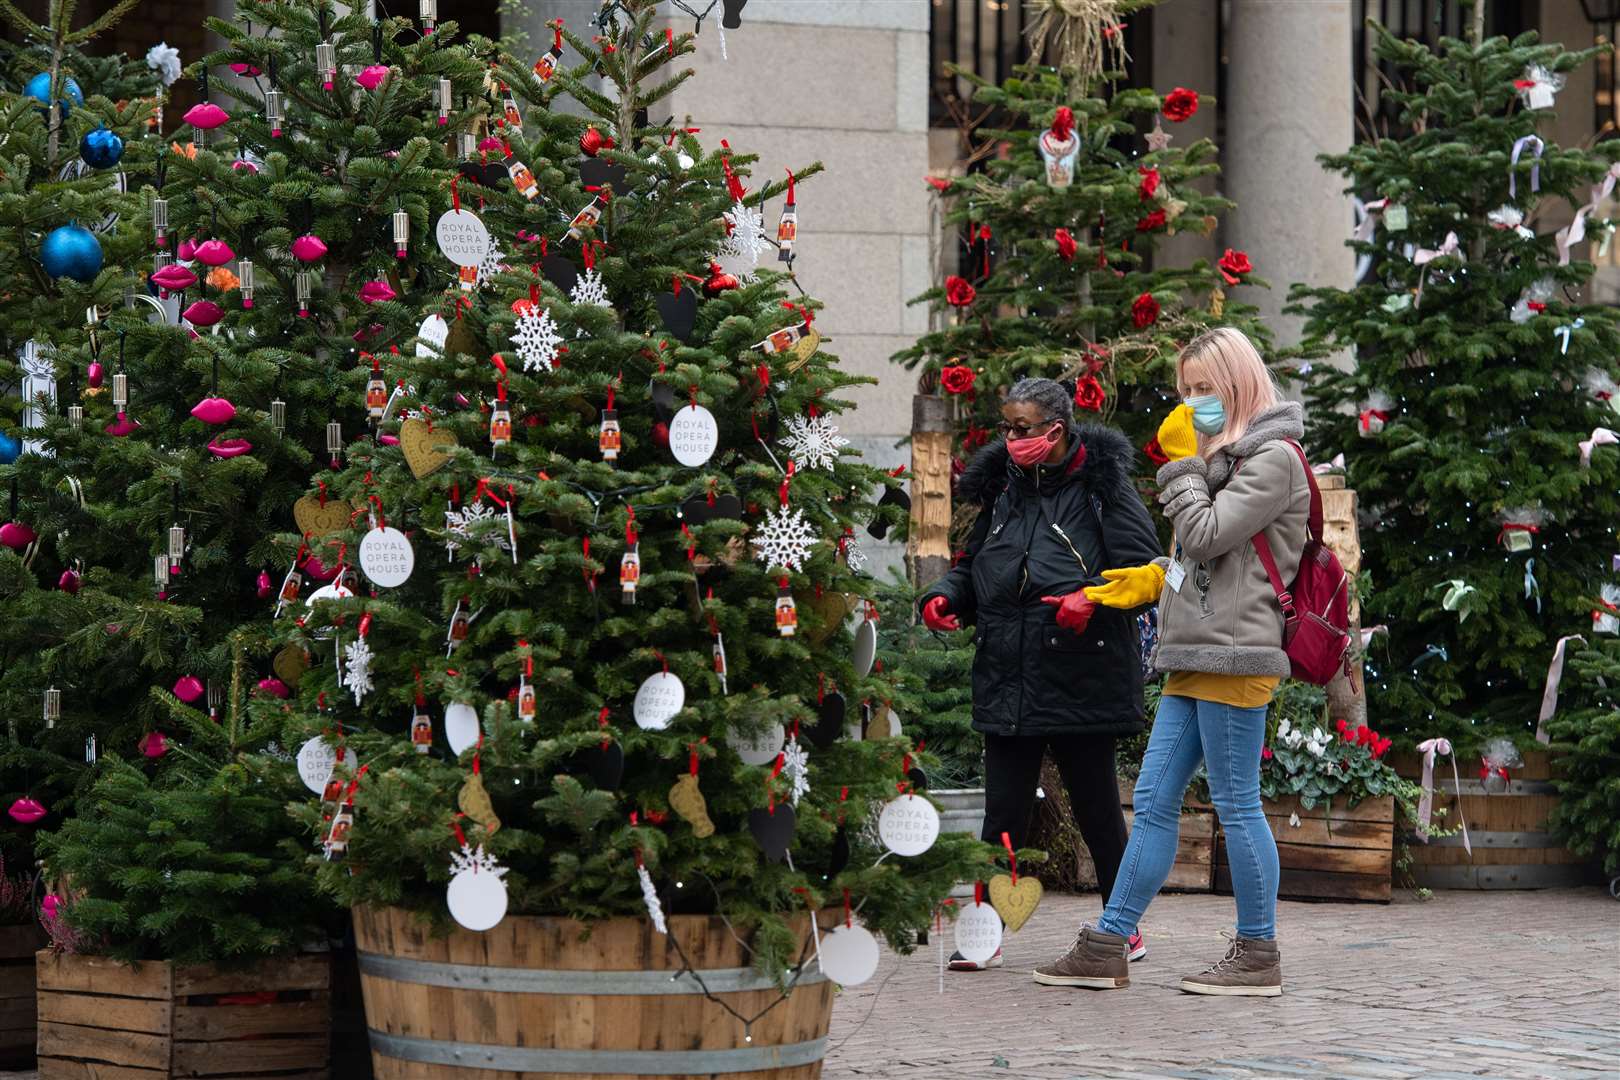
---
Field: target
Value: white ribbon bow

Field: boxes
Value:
[1578,427,1618,468]
[1556,163,1620,266]
[1311,452,1346,475]
[1509,135,1543,200]
[1555,317,1585,354]
[1435,579,1476,620]
[1415,738,1471,855]
[1536,634,1586,745]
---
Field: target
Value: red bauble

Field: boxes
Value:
[703,262,739,295]
[580,126,615,156]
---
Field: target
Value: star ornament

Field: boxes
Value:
[1145,122,1172,152]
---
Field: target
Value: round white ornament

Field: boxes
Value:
[447,865,508,931]
[633,672,685,731]
[444,702,481,755]
[953,900,1004,963]
[878,794,940,857]
[668,404,719,467]
[359,526,415,588]
[306,582,354,607]
[435,208,491,268]
[416,313,449,358]
[726,720,785,766]
[818,923,880,986]
[852,618,877,678]
[295,737,337,795]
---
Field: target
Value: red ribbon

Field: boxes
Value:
[1000,831,1018,885]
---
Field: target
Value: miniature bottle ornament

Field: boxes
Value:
[317,41,337,91]
[193,239,234,266]
[296,271,313,317]
[238,260,254,308]
[80,127,124,169]
[420,0,437,33]
[266,88,285,137]
[150,196,169,249]
[41,224,103,282]
[534,25,563,81]
[393,209,410,258]
[775,579,797,637]
[489,384,512,448]
[67,401,83,430]
[356,64,390,91]
[271,398,286,433]
[153,555,169,596]
[327,420,343,468]
[112,372,129,409]
[777,170,797,262]
[366,357,388,420]
[43,686,60,727]
[1039,106,1080,189]
[704,262,739,295]
[436,78,451,124]
[183,102,230,129]
[168,523,186,570]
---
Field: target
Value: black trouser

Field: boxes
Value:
[981,732,1129,904]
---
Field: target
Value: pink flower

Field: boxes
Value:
[1260,747,1273,761]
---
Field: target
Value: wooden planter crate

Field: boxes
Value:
[0,925,43,1069]
[36,949,331,1079]
[1391,749,1592,889]
[1216,794,1393,903]
[1076,778,1215,894]
[355,905,837,1080]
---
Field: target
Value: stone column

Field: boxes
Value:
[1225,0,1355,350]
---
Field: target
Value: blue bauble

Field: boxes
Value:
[23,72,83,116]
[41,224,102,282]
[0,433,19,465]
[80,127,123,169]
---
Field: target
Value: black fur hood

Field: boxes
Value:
[956,422,1138,507]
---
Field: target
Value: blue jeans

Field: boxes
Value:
[1097,694,1279,940]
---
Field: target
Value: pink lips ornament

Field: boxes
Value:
[291,234,328,263]
[183,300,225,327]
[256,677,290,699]
[378,433,399,446]
[86,361,104,388]
[356,64,390,90]
[300,554,339,582]
[177,237,198,262]
[173,675,205,702]
[151,264,199,292]
[207,438,253,458]
[183,102,230,129]
[58,569,81,594]
[256,570,274,598]
[193,239,235,267]
[358,280,396,304]
[105,414,140,437]
[0,522,36,550]
[140,731,169,758]
[190,397,237,424]
[229,62,263,76]
[7,798,46,825]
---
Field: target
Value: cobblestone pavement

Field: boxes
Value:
[824,888,1620,1080]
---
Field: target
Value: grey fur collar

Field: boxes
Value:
[1205,402,1305,487]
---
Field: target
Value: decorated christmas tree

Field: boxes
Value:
[1287,25,1620,745]
[894,41,1268,474]
[256,0,990,976]
[1545,639,1620,880]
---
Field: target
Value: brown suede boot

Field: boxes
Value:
[1179,933,1282,997]
[1032,926,1129,989]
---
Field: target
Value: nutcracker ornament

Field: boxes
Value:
[774,579,797,638]
[599,389,621,462]
[489,382,512,449]
[533,24,564,82]
[365,354,388,420]
[777,170,797,263]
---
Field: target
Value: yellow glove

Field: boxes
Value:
[1156,405,1198,462]
[1084,563,1166,609]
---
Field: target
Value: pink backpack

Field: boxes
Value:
[1250,441,1352,686]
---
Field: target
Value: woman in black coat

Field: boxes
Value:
[920,377,1162,969]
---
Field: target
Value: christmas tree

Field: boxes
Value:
[1545,640,1620,879]
[1287,25,1620,745]
[257,0,989,972]
[894,54,1268,475]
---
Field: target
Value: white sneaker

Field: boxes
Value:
[947,948,1003,971]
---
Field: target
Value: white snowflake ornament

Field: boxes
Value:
[719,199,770,266]
[839,531,868,574]
[513,306,565,372]
[475,240,507,289]
[344,636,374,706]
[779,413,849,472]
[782,734,810,807]
[751,505,817,572]
[570,268,612,309]
[445,502,513,558]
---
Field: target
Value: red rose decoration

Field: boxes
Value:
[963,424,990,450]
[1131,291,1160,329]
[925,175,950,192]
[940,364,977,395]
[1143,436,1170,466]
[1137,209,1166,233]
[1074,376,1106,413]
[1163,87,1199,123]
[944,275,977,307]
[1054,227,1077,262]
[1138,166,1160,201]
[1218,247,1253,285]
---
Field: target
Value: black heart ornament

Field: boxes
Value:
[541,253,579,295]
[721,0,747,29]
[906,766,929,792]
[656,288,698,343]
[867,485,912,541]
[649,379,677,420]
[578,157,629,194]
[680,492,742,526]
[586,742,625,791]
[824,823,850,879]
[809,690,845,750]
[458,160,507,190]
[748,804,795,863]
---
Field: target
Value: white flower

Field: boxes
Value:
[146,42,182,87]
[1277,718,1292,740]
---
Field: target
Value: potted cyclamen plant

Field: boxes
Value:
[1214,684,1420,903]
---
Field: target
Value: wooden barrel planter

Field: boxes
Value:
[1391,749,1593,889]
[35,949,331,1078]
[1216,795,1393,903]
[354,905,838,1079]
[1073,778,1214,894]
[0,924,43,1069]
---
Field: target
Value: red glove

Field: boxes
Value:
[921,595,961,632]
[1041,590,1097,634]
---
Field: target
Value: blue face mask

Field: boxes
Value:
[1185,395,1226,435]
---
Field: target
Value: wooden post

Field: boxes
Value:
[1317,474,1367,727]
[909,394,953,590]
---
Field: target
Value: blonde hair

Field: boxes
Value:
[1176,327,1280,458]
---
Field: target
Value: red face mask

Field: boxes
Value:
[1007,423,1061,466]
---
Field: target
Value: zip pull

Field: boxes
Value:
[1049,521,1090,574]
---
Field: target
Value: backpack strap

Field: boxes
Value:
[1249,439,1320,627]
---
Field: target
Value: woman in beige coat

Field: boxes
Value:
[1032,327,1310,997]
